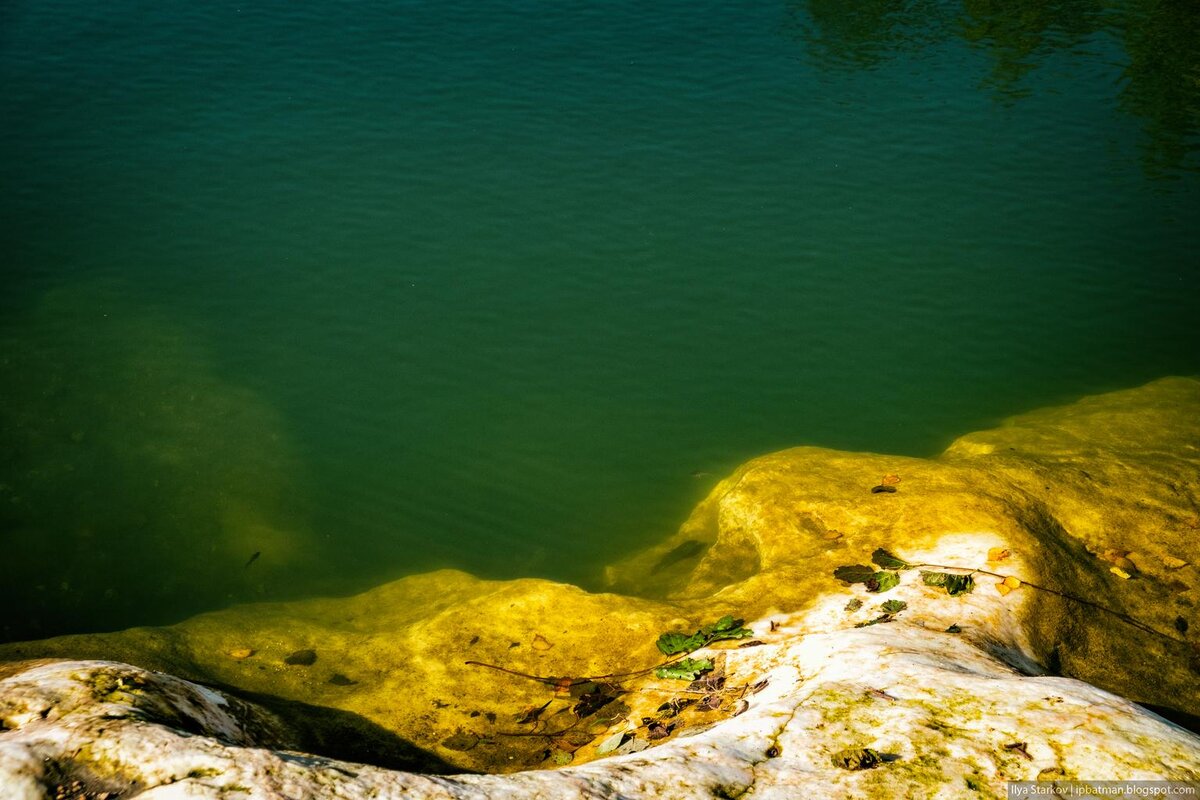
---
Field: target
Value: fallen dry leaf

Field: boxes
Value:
[987,547,1011,562]
[823,529,844,541]
[996,576,1021,596]
[532,634,554,651]
[881,474,901,486]
[1097,548,1139,573]
[228,647,255,660]
[1004,741,1032,761]
[1163,555,1189,570]
[516,699,552,725]
[1110,566,1132,580]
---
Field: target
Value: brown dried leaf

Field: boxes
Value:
[516,699,552,724]
[646,721,673,740]
[1099,549,1138,571]
[832,747,882,770]
[689,674,726,693]
[656,698,694,718]
[1003,741,1032,761]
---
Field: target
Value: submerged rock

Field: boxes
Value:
[2,377,1200,797]
[284,648,318,666]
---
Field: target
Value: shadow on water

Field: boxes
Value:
[785,0,1200,176]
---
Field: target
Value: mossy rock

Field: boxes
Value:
[3,377,1199,773]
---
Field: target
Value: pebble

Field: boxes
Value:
[284,649,317,666]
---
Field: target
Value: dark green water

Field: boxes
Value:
[2,0,1198,642]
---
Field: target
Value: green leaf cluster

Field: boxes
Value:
[655,657,714,681]
[833,565,876,584]
[880,599,907,614]
[866,571,900,593]
[834,565,900,593]
[871,548,911,570]
[921,571,975,596]
[655,631,704,655]
[656,615,752,655]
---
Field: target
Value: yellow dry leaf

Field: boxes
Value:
[823,530,844,541]
[228,647,254,660]
[1110,566,1132,580]
[1163,555,1189,570]
[532,634,554,651]
[988,547,1011,562]
[881,474,901,486]
[996,575,1021,596]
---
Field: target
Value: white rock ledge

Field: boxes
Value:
[3,608,1198,800]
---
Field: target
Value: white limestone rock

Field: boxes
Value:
[3,592,1198,799]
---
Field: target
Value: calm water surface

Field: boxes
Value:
[2,0,1198,641]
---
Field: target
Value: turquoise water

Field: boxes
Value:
[2,0,1198,642]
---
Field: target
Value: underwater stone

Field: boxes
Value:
[284,648,318,666]
[2,377,1200,797]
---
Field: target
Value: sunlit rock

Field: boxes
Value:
[2,377,1199,796]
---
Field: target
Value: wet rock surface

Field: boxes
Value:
[3,377,1200,797]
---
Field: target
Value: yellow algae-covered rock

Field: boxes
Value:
[0,569,687,774]
[605,377,1200,719]
[1,377,1199,790]
[2,596,1198,799]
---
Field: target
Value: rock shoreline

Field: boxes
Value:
[3,377,1200,798]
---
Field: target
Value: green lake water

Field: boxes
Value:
[2,0,1198,643]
